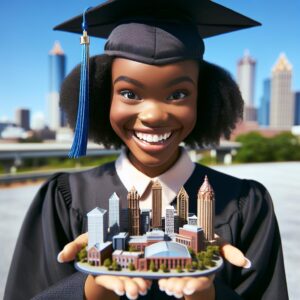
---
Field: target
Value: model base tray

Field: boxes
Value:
[75,257,223,279]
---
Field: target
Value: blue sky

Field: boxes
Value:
[0,0,299,122]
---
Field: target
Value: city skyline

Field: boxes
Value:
[0,0,299,122]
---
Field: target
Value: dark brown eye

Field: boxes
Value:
[120,90,140,100]
[167,91,188,100]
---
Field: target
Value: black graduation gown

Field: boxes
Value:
[4,162,289,300]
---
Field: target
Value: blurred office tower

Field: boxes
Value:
[15,108,30,131]
[48,41,66,130]
[270,53,294,129]
[237,50,257,122]
[294,92,300,125]
[258,79,271,126]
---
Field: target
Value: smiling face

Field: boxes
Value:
[110,58,198,177]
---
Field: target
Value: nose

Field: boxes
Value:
[138,103,169,127]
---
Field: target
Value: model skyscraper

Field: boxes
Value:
[87,208,108,247]
[197,176,215,242]
[152,180,162,229]
[127,187,141,236]
[109,192,121,235]
[177,186,189,227]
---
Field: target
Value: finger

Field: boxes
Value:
[131,277,149,296]
[166,277,187,299]
[122,277,140,300]
[183,275,214,296]
[216,234,251,268]
[95,275,125,296]
[57,233,88,263]
[158,278,168,292]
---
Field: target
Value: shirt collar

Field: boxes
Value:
[115,147,195,202]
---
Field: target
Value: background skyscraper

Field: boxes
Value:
[48,41,66,130]
[15,108,30,131]
[270,53,294,129]
[294,92,300,125]
[237,50,257,122]
[258,79,271,126]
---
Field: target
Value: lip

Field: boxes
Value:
[129,129,179,153]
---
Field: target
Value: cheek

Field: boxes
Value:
[109,97,133,137]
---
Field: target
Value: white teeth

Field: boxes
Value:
[135,131,172,143]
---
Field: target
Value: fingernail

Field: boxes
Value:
[159,285,165,292]
[183,288,195,295]
[125,292,138,300]
[243,257,252,269]
[165,289,173,296]
[114,289,125,296]
[174,293,183,299]
[139,290,148,296]
[57,252,63,263]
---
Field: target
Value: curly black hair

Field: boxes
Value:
[60,54,243,148]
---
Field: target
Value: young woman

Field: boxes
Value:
[4,1,288,299]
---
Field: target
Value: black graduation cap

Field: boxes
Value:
[54,0,260,157]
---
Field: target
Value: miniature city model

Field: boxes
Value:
[75,176,223,278]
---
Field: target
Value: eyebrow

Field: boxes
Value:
[113,76,145,88]
[113,75,196,88]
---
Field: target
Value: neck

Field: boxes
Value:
[128,148,181,178]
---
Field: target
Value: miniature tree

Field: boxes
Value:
[196,251,206,261]
[128,262,135,271]
[185,263,192,272]
[103,258,112,269]
[176,265,183,273]
[188,247,196,258]
[111,260,120,271]
[192,261,198,270]
[76,244,87,262]
[149,261,157,272]
[198,260,205,270]
[160,263,169,273]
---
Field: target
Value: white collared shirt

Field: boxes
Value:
[115,147,195,216]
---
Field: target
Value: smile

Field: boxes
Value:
[134,131,172,143]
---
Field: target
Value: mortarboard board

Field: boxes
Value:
[54,0,260,157]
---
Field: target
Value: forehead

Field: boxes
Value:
[111,58,199,82]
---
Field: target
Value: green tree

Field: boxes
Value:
[149,261,157,272]
[111,260,120,271]
[128,262,135,271]
[103,258,112,268]
[192,261,198,270]
[76,245,87,262]
[176,265,183,273]
[185,263,192,272]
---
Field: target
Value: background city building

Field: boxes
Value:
[270,53,294,129]
[15,108,30,131]
[294,92,300,125]
[258,79,271,126]
[237,50,257,122]
[47,41,66,130]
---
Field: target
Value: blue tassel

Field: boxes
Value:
[69,8,92,158]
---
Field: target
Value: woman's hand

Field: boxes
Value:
[157,234,251,299]
[58,233,250,300]
[57,233,151,300]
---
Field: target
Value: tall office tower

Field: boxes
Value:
[237,50,257,122]
[48,41,66,130]
[109,192,120,235]
[270,53,294,129]
[141,209,151,234]
[258,79,271,126]
[87,207,108,248]
[15,108,30,131]
[165,205,175,235]
[294,92,300,125]
[127,187,141,236]
[152,180,162,229]
[197,176,215,242]
[177,186,189,227]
